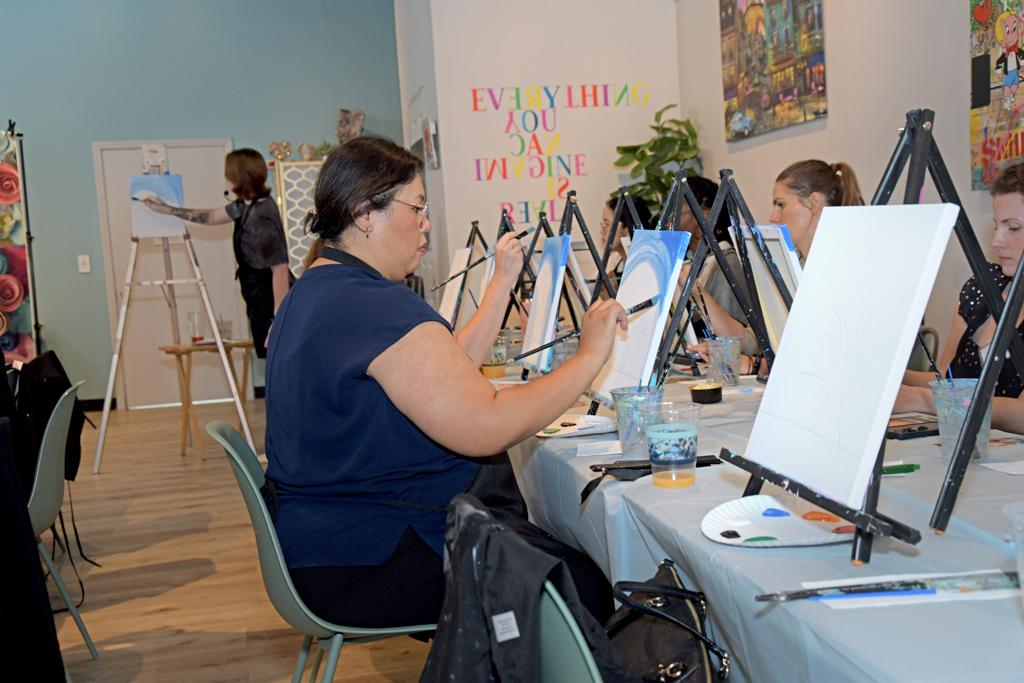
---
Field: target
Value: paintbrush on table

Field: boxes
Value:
[509,295,660,364]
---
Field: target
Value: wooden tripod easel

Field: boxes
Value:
[92,233,255,473]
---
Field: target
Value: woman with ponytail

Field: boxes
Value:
[687,159,865,372]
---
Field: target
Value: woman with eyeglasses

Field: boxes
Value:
[141,148,292,356]
[262,137,627,629]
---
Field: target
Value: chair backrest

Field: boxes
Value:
[26,381,84,538]
[538,580,603,683]
[205,421,336,639]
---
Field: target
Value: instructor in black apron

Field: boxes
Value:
[141,148,292,357]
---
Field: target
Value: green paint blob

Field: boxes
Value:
[743,536,778,543]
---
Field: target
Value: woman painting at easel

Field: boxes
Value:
[141,148,291,357]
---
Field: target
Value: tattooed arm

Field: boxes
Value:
[141,197,232,225]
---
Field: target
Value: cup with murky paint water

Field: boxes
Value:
[610,386,664,459]
[639,402,702,488]
[929,378,991,463]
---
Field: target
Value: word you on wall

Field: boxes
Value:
[470,83,650,226]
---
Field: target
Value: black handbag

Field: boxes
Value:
[606,559,730,682]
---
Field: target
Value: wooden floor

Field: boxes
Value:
[54,400,430,682]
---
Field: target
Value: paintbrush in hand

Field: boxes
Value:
[509,295,660,363]
[431,227,535,291]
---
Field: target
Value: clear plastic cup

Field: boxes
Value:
[929,379,991,463]
[1004,501,1024,612]
[610,386,664,459]
[217,319,232,341]
[482,330,510,378]
[187,311,205,343]
[639,402,701,488]
[706,336,741,385]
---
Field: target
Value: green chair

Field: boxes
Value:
[205,421,435,683]
[25,381,98,661]
[538,580,603,683]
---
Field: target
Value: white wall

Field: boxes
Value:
[426,0,681,284]
[677,0,983,359]
[395,0,450,308]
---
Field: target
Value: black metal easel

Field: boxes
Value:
[870,108,1024,533]
[653,171,788,387]
[518,192,616,382]
[448,220,491,328]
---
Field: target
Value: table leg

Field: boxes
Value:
[174,355,189,457]
[183,352,206,460]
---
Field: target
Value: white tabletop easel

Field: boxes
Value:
[92,170,255,473]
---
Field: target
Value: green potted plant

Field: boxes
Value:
[613,104,702,221]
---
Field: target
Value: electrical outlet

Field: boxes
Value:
[77,254,91,273]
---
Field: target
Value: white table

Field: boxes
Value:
[508,375,1024,683]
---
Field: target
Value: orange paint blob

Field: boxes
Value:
[832,525,856,534]
[802,511,840,523]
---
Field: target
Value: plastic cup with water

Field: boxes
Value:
[610,386,664,459]
[929,379,991,463]
[187,311,205,343]
[639,402,702,488]
[706,336,741,385]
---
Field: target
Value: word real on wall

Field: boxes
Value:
[470,83,649,229]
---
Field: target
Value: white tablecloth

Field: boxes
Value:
[508,376,1024,683]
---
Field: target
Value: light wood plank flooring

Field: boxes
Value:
[52,400,430,682]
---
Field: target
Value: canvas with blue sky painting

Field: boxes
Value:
[590,229,690,405]
[519,234,571,372]
[129,174,187,239]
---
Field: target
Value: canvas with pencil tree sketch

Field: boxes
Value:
[744,204,960,509]
[589,229,690,405]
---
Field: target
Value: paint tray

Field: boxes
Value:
[537,414,616,438]
[701,494,857,548]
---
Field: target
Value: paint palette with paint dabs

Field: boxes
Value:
[701,494,857,548]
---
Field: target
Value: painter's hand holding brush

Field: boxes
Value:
[454,230,527,367]
[575,298,630,368]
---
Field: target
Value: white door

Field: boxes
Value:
[93,139,252,408]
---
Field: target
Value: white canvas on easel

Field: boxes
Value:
[129,175,188,238]
[745,204,959,508]
[520,235,571,371]
[742,224,802,352]
[438,247,472,326]
[590,229,690,404]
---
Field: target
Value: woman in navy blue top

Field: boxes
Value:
[264,137,628,628]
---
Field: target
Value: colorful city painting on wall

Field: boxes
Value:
[720,0,827,143]
[0,133,36,364]
[970,1,1024,189]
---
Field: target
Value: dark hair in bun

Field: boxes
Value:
[305,137,424,244]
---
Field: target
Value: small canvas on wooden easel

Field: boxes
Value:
[589,229,690,405]
[520,234,571,372]
[129,174,188,238]
[744,204,959,508]
[742,224,802,351]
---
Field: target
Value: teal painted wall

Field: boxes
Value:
[5,1,402,399]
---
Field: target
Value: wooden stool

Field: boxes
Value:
[158,340,254,459]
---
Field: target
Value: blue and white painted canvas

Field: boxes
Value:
[520,234,571,372]
[129,174,187,238]
[590,229,690,405]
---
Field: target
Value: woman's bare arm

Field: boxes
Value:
[369,298,628,456]
[141,197,232,225]
[455,232,524,366]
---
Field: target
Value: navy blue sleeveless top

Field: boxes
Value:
[265,259,479,568]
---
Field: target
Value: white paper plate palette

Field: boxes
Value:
[701,494,857,547]
[537,414,617,438]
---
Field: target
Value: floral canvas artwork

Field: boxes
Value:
[721,0,827,142]
[0,133,36,364]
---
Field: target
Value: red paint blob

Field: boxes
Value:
[832,525,856,534]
